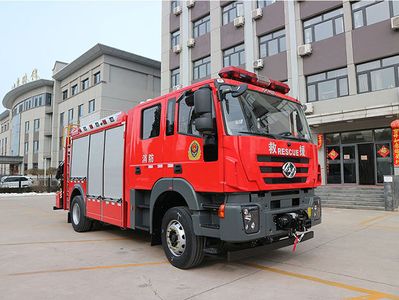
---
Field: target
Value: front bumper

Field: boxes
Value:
[227,231,314,261]
[193,191,321,243]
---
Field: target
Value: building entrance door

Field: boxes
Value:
[358,143,375,185]
[342,145,356,183]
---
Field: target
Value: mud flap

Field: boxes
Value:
[53,191,63,210]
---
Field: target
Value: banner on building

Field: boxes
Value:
[391,120,399,166]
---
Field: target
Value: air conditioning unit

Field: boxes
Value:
[173,84,183,91]
[252,8,263,20]
[234,16,245,28]
[253,59,264,70]
[391,16,399,30]
[172,44,182,54]
[173,5,182,16]
[298,44,312,56]
[303,103,314,115]
[187,0,195,8]
[187,38,195,48]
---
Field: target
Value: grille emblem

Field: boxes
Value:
[282,162,296,178]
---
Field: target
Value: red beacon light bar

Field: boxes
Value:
[218,66,290,95]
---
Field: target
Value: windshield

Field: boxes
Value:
[221,88,311,142]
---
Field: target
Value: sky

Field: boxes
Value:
[0,0,162,112]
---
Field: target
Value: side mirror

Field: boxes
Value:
[220,84,247,100]
[194,88,212,114]
[193,88,215,134]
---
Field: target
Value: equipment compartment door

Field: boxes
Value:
[102,125,125,226]
[358,143,375,185]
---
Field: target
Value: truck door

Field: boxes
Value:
[165,90,223,192]
[132,103,164,189]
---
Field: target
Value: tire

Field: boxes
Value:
[71,195,93,232]
[161,206,205,269]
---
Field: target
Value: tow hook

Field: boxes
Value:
[292,231,306,252]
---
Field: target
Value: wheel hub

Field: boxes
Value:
[72,203,80,225]
[166,220,186,256]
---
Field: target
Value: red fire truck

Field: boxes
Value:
[54,67,321,269]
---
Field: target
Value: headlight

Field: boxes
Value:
[242,206,260,234]
[312,197,321,220]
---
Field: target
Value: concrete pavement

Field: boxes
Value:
[0,194,398,299]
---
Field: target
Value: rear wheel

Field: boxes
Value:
[71,195,92,232]
[161,206,204,269]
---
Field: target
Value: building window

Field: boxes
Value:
[25,121,29,134]
[193,15,210,38]
[303,8,344,44]
[258,0,276,8]
[193,56,211,80]
[306,68,349,102]
[222,2,244,25]
[68,108,74,124]
[33,95,43,107]
[223,44,245,67]
[81,78,89,90]
[356,55,399,93]
[171,30,180,48]
[88,99,95,113]
[94,72,101,84]
[78,104,84,121]
[352,0,399,29]
[24,142,28,155]
[60,112,65,129]
[62,90,68,100]
[141,105,161,140]
[171,0,179,12]
[34,119,40,132]
[259,28,286,58]
[33,141,39,154]
[171,68,180,88]
[71,84,78,96]
[46,93,52,106]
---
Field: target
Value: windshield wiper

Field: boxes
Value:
[238,131,277,139]
[276,132,308,142]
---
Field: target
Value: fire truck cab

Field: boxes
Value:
[55,67,322,269]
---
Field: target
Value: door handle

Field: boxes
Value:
[135,166,141,175]
[174,164,182,174]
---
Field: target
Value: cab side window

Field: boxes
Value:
[178,96,200,136]
[166,99,175,136]
[141,104,161,139]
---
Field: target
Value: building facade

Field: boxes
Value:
[1,44,161,174]
[0,111,11,174]
[161,0,399,186]
[2,80,54,173]
[51,44,161,167]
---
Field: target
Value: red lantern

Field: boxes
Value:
[317,134,323,150]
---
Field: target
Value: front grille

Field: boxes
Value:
[258,155,310,185]
[260,166,308,174]
[257,155,309,164]
[264,177,307,184]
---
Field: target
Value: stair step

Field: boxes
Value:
[323,203,385,211]
[321,197,384,202]
[322,202,384,207]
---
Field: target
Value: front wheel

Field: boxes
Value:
[161,206,204,269]
[71,195,93,232]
